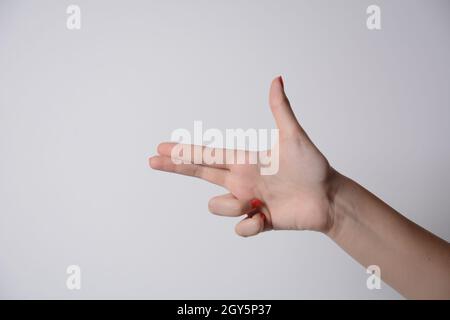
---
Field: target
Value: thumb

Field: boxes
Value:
[269,76,304,137]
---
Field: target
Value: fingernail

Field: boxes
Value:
[250,198,263,208]
[279,76,284,89]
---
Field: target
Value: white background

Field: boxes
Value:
[0,0,449,299]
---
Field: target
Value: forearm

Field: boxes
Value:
[326,171,450,299]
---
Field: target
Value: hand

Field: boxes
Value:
[149,76,337,237]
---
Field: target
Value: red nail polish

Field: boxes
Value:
[250,198,263,208]
[279,76,284,89]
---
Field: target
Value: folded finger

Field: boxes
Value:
[235,213,265,237]
[208,193,253,217]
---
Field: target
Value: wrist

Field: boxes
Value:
[325,169,358,240]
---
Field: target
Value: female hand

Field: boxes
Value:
[149,76,337,237]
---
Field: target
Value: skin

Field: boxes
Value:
[149,76,450,299]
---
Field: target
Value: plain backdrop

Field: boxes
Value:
[0,0,449,299]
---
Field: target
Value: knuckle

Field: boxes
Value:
[232,201,246,213]
[192,166,202,177]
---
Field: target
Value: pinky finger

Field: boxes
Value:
[235,213,265,237]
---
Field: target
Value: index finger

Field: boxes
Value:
[158,142,238,169]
